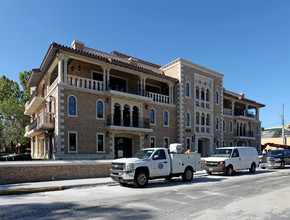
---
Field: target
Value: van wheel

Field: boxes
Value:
[134,171,148,188]
[226,166,233,176]
[182,167,193,182]
[280,161,285,169]
[206,171,212,175]
[249,163,256,173]
[261,167,266,169]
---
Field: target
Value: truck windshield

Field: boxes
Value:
[211,149,233,157]
[134,150,155,159]
[267,150,283,156]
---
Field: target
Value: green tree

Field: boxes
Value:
[19,71,31,104]
[0,73,30,153]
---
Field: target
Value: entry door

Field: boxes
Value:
[114,137,132,159]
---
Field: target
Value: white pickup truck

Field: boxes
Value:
[110,143,202,187]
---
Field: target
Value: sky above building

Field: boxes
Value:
[0,0,289,128]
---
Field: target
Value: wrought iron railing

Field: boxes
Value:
[107,114,150,129]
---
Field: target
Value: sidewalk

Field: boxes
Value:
[0,170,207,196]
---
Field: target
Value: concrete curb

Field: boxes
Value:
[0,181,115,196]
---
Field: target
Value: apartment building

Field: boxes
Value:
[24,40,265,159]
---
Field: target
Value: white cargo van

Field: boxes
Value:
[203,147,259,176]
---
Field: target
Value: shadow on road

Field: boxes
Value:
[0,202,152,220]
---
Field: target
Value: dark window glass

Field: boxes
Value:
[97,134,104,152]
[150,109,155,124]
[164,111,168,125]
[97,101,103,118]
[69,133,77,151]
[69,96,76,115]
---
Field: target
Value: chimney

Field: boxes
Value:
[239,93,245,98]
[71,40,84,51]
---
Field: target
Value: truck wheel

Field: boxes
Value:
[182,167,193,182]
[134,171,148,188]
[280,161,285,169]
[226,166,233,176]
[249,163,256,173]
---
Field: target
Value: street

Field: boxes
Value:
[1,168,290,220]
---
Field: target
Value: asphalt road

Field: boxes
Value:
[1,168,290,220]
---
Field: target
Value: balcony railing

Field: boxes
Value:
[196,100,210,109]
[27,112,54,132]
[223,108,233,116]
[66,75,170,104]
[234,130,254,137]
[107,114,150,129]
[235,110,255,119]
[67,75,104,91]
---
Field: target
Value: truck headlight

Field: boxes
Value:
[126,163,134,171]
[218,161,225,166]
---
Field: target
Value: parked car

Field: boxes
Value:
[260,149,290,169]
[203,147,259,176]
[0,154,32,161]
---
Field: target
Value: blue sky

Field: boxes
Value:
[0,0,289,128]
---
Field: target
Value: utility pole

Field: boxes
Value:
[282,103,285,145]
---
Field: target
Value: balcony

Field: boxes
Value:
[24,112,54,137]
[66,75,171,104]
[234,130,254,139]
[106,114,153,133]
[234,110,256,120]
[196,100,210,110]
[24,90,45,115]
[223,108,233,116]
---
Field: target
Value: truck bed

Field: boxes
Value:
[170,153,202,174]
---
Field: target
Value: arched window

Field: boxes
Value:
[196,112,200,125]
[206,89,210,102]
[206,114,210,126]
[150,109,155,124]
[68,96,76,116]
[216,117,219,130]
[164,111,169,126]
[186,112,190,126]
[186,83,190,97]
[196,87,200,99]
[97,100,104,119]
[216,91,219,104]
[201,89,205,101]
[201,113,205,125]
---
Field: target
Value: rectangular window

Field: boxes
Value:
[68,132,77,152]
[164,137,169,148]
[186,138,191,150]
[150,137,156,148]
[230,141,233,146]
[97,133,105,153]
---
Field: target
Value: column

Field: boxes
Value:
[103,67,107,91]
[256,108,259,120]
[63,57,68,83]
[58,56,63,83]
[231,100,235,116]
[130,106,133,127]
[106,69,110,90]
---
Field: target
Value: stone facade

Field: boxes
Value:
[24,40,265,160]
